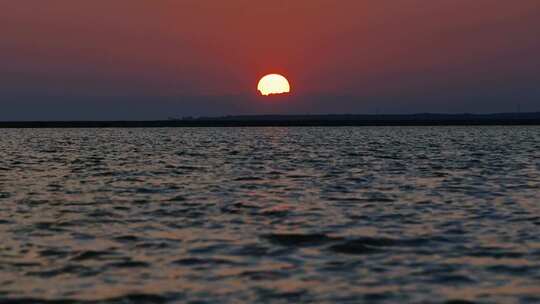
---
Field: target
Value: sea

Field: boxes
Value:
[0,126,539,304]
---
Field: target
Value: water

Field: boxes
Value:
[0,127,539,304]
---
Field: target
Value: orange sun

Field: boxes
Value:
[257,74,291,96]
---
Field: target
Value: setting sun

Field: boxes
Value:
[257,74,291,96]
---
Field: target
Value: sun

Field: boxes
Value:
[257,74,291,96]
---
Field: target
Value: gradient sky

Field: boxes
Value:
[1,0,539,120]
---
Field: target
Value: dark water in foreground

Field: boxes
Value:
[0,127,539,304]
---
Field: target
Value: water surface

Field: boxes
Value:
[0,127,539,303]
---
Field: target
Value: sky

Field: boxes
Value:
[1,0,539,120]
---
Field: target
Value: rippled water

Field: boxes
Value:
[0,127,539,303]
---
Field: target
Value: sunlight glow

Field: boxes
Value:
[257,74,291,96]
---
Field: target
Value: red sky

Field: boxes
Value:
[1,1,539,119]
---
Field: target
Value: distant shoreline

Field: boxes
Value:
[1,113,539,128]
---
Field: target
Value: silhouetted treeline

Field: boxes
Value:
[1,112,539,128]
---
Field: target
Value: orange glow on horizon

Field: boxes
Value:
[257,74,291,96]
